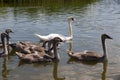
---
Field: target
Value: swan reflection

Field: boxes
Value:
[2,57,10,80]
[53,62,65,80]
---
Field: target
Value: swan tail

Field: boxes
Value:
[34,33,43,38]
[34,33,49,41]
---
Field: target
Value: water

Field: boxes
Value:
[0,0,120,80]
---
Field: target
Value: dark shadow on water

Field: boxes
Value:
[17,59,53,67]
[9,48,16,55]
[67,57,99,65]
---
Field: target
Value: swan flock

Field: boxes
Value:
[0,17,113,64]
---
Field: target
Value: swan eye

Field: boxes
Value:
[71,18,74,21]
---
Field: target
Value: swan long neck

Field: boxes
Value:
[6,33,9,45]
[2,37,8,55]
[101,37,107,60]
[68,20,73,38]
[53,41,60,61]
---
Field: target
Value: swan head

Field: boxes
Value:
[102,34,113,40]
[68,17,75,22]
[5,29,13,34]
[52,37,63,43]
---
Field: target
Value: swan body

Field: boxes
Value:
[0,33,9,57]
[35,17,74,42]
[67,34,112,62]
[35,33,72,42]
[11,41,53,63]
[15,37,62,63]
[10,41,47,54]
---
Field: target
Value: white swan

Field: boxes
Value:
[35,17,74,42]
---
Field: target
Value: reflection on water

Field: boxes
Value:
[0,0,97,7]
[1,57,10,80]
[0,0,120,80]
[17,59,53,67]
[15,59,65,80]
[101,61,107,80]
[53,62,65,80]
[67,39,110,80]
[1,55,108,80]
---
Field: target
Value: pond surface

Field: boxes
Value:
[0,0,120,80]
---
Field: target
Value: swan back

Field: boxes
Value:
[15,37,63,63]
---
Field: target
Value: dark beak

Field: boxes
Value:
[108,35,113,39]
[10,30,14,33]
